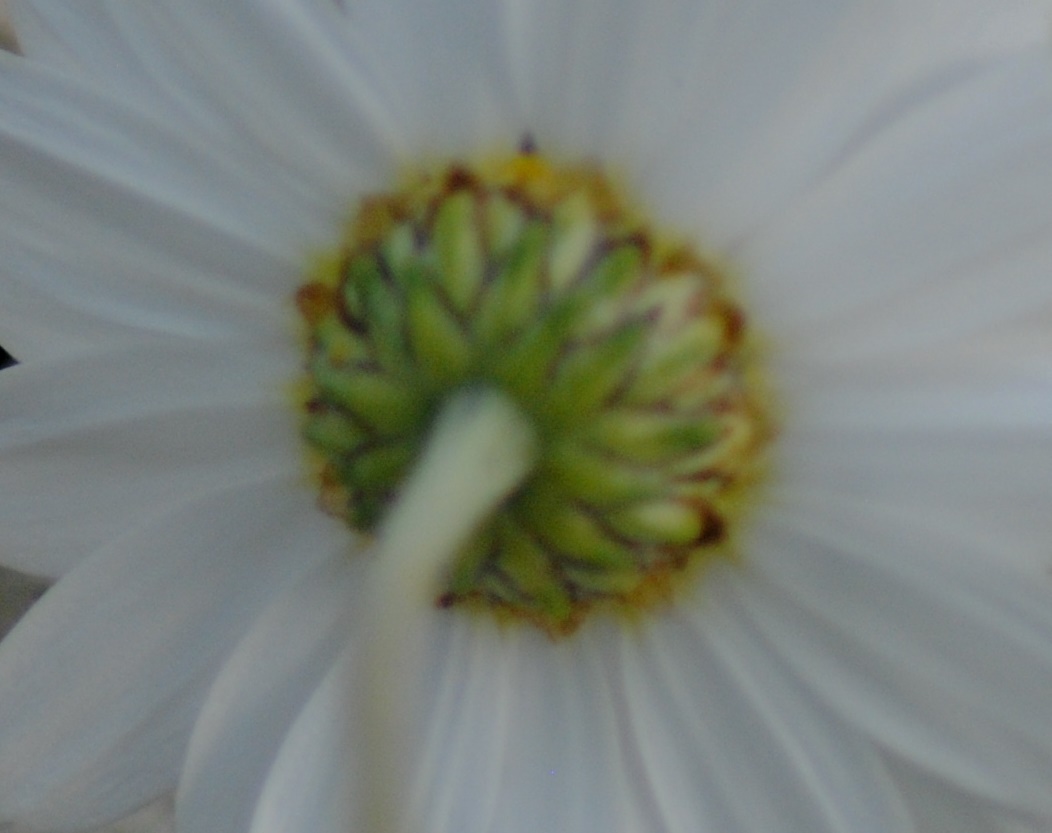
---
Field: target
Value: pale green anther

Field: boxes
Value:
[607,499,703,545]
[571,248,646,340]
[544,440,662,506]
[302,411,368,456]
[298,160,764,632]
[586,245,644,298]
[673,323,723,374]
[669,447,731,480]
[526,582,574,623]
[434,191,485,313]
[587,409,721,464]
[478,569,530,607]
[670,476,723,502]
[315,316,371,366]
[359,272,408,371]
[483,193,528,259]
[473,221,548,346]
[518,484,636,570]
[488,306,577,403]
[628,319,725,404]
[545,323,646,421]
[548,193,599,291]
[560,563,642,596]
[344,254,383,320]
[406,282,473,385]
[498,517,559,597]
[630,274,705,330]
[312,361,423,435]
[498,522,572,617]
[678,375,738,413]
[342,442,415,491]
[670,416,751,474]
[445,524,495,596]
[379,222,418,276]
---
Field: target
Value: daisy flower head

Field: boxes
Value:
[2,1,1052,833]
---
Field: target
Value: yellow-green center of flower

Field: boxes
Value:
[295,154,770,634]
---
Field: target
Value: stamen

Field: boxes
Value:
[358,388,537,833]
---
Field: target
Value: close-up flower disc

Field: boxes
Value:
[296,153,769,633]
[6,2,1052,833]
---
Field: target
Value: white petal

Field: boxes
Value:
[338,0,522,156]
[248,645,359,833]
[499,0,653,156]
[0,337,300,578]
[115,0,401,195]
[476,622,648,833]
[11,0,402,197]
[779,351,1052,433]
[404,616,516,833]
[253,613,649,833]
[736,495,1052,817]
[0,55,338,357]
[176,552,364,833]
[895,0,1051,68]
[617,582,911,833]
[743,50,1052,363]
[5,795,179,833]
[9,1,192,111]
[886,754,1048,833]
[369,613,647,833]
[781,426,1052,577]
[0,474,342,831]
[502,0,892,180]
[629,0,910,248]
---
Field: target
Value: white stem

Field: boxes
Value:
[358,387,537,833]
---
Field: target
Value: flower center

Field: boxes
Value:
[295,153,770,634]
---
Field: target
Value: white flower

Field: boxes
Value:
[2,2,1052,833]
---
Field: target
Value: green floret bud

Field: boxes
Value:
[295,156,770,634]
